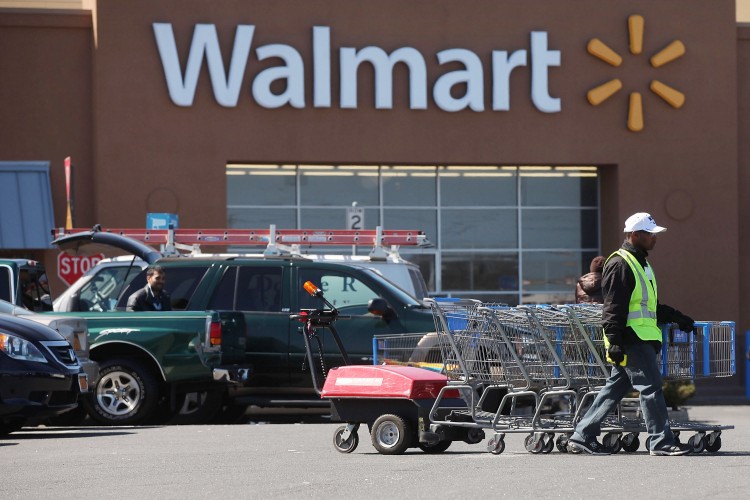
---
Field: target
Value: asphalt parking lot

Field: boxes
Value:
[1,405,748,499]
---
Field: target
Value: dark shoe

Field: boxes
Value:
[650,442,693,456]
[567,436,612,455]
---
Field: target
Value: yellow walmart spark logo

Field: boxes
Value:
[586,15,685,132]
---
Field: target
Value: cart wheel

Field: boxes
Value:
[333,425,359,454]
[524,434,543,454]
[487,437,505,455]
[541,435,555,454]
[705,436,722,453]
[622,433,640,453]
[645,436,652,452]
[673,430,681,444]
[419,440,452,454]
[603,432,622,454]
[556,434,570,453]
[688,434,706,453]
[371,414,411,455]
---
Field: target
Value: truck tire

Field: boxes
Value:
[84,358,161,426]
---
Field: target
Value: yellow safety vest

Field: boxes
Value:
[606,249,662,343]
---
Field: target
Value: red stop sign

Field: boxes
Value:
[57,252,105,286]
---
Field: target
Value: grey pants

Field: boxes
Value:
[572,342,675,450]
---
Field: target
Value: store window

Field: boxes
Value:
[227,164,600,305]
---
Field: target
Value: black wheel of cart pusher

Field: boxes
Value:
[333,425,359,453]
[418,440,452,454]
[371,414,412,455]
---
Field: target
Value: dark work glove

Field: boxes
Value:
[676,314,695,333]
[607,344,625,365]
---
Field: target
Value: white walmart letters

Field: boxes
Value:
[153,23,561,113]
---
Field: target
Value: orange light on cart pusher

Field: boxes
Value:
[304,281,321,296]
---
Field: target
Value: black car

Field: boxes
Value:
[0,314,86,436]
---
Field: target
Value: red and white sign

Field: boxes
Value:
[57,252,105,286]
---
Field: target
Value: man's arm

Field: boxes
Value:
[126,289,143,312]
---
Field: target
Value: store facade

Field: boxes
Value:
[1,1,747,388]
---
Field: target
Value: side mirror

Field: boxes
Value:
[368,297,395,321]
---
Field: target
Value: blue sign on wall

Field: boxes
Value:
[147,213,179,229]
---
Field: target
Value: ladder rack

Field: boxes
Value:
[54,225,431,257]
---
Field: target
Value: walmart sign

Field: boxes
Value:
[153,23,561,113]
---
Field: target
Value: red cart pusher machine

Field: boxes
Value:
[293,281,485,454]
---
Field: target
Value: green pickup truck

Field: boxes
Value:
[3,247,250,426]
[66,309,248,425]
[52,228,437,418]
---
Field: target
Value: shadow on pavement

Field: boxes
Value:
[1,427,139,440]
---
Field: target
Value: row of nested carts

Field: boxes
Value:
[374,300,735,454]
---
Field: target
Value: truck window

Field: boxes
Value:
[208,267,237,310]
[0,267,11,303]
[298,269,378,311]
[117,266,208,310]
[408,267,429,300]
[235,267,282,312]
[78,266,143,311]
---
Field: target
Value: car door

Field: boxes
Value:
[288,265,406,388]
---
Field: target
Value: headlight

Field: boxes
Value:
[0,332,48,363]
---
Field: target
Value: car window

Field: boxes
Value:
[208,267,237,310]
[235,267,282,312]
[298,269,378,311]
[117,266,209,310]
[78,266,143,311]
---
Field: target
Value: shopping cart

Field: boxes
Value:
[376,301,736,454]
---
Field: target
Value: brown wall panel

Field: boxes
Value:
[0,10,94,293]
[89,0,738,322]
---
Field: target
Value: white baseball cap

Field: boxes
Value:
[623,212,667,233]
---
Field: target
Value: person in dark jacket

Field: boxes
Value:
[575,256,605,303]
[126,265,171,311]
[567,212,695,456]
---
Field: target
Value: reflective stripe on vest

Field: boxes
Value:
[610,249,662,342]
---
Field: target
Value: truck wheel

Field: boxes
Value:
[84,358,160,426]
[370,414,412,455]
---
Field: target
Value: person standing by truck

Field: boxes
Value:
[126,265,171,311]
[568,212,695,456]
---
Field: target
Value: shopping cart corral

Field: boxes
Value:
[373,301,736,454]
